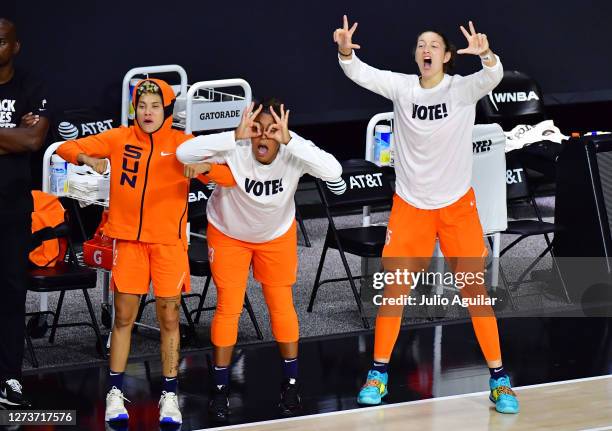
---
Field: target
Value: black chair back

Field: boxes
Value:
[478,70,546,130]
[505,151,532,201]
[187,178,216,222]
[52,107,119,142]
[316,159,394,211]
[30,217,81,267]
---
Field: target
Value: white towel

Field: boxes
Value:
[504,120,568,152]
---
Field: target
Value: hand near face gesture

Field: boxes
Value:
[333,15,361,56]
[457,21,491,56]
[265,104,291,145]
[235,102,263,141]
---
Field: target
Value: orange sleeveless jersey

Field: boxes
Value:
[57,78,233,244]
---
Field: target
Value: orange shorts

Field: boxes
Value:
[383,188,487,259]
[374,188,499,362]
[111,239,190,297]
[206,222,298,286]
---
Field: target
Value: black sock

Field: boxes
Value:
[162,376,178,394]
[213,365,230,387]
[489,366,507,380]
[108,370,125,392]
[372,361,388,374]
[282,357,298,382]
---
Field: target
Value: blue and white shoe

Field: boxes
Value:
[357,370,388,405]
[105,387,129,422]
[489,375,520,414]
[159,391,182,424]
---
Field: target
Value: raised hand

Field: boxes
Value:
[457,21,490,56]
[183,162,211,178]
[265,104,291,145]
[333,15,361,55]
[235,102,263,140]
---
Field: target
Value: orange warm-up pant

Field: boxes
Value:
[207,222,299,347]
[375,188,501,363]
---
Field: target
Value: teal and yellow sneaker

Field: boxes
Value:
[357,370,388,405]
[489,375,519,414]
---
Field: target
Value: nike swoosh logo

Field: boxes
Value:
[161,152,175,157]
[109,372,121,376]
[165,378,177,382]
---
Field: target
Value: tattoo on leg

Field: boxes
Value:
[175,337,180,374]
[167,336,179,375]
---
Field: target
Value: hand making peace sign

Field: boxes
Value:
[333,15,361,56]
[457,21,491,57]
[265,104,291,145]
[235,102,263,141]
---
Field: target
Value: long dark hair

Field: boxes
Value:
[414,30,456,73]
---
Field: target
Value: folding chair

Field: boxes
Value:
[478,70,562,194]
[495,151,571,302]
[307,159,394,329]
[295,200,311,247]
[477,70,547,130]
[25,219,106,367]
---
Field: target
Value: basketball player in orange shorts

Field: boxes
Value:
[57,78,234,424]
[334,15,519,413]
[178,99,343,420]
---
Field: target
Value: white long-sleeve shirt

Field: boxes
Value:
[340,53,503,209]
[177,131,342,243]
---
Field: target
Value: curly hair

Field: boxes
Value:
[253,97,285,116]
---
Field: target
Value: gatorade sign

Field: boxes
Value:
[191,101,246,131]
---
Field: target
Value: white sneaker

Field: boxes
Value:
[159,391,182,424]
[105,387,129,422]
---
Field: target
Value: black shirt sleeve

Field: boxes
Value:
[25,76,49,119]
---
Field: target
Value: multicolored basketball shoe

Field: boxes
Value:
[489,375,519,414]
[357,370,388,405]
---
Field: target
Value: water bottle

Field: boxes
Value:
[389,132,395,167]
[374,125,392,166]
[50,154,68,195]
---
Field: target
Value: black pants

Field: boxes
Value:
[0,213,31,381]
